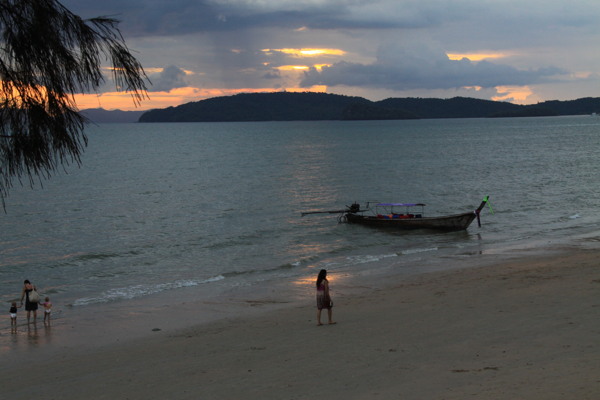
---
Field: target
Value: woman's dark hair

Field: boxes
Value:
[316,269,327,287]
[24,279,31,284]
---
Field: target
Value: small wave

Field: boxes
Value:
[204,240,253,250]
[57,250,142,268]
[399,247,439,256]
[221,262,297,279]
[204,275,225,283]
[345,253,398,265]
[317,253,399,270]
[569,214,580,219]
[75,253,122,261]
[72,275,225,306]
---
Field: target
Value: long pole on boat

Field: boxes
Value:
[301,209,348,217]
[301,203,365,217]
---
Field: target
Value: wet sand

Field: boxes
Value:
[1,248,599,399]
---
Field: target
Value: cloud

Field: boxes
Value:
[61,0,460,37]
[149,66,189,92]
[62,1,600,38]
[61,0,600,106]
[300,44,566,91]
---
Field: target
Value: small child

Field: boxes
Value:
[10,301,21,328]
[42,297,52,323]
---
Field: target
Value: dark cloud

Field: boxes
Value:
[60,0,219,36]
[263,71,281,80]
[150,66,188,92]
[301,44,566,91]
[61,0,600,39]
[59,0,451,37]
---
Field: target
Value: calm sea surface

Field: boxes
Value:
[2,116,600,326]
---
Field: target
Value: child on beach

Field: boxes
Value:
[10,301,21,328]
[42,297,52,323]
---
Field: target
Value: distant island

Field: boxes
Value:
[81,108,145,123]
[136,92,600,123]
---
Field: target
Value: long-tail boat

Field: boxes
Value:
[302,196,491,232]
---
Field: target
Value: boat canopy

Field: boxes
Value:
[376,203,426,207]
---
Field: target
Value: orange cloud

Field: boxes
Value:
[492,86,534,104]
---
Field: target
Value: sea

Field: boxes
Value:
[2,116,600,347]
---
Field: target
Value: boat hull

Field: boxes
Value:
[344,211,477,232]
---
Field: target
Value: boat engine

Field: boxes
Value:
[348,203,360,213]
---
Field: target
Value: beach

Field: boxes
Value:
[2,248,598,400]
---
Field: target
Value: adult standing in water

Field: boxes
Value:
[20,279,39,323]
[316,269,335,326]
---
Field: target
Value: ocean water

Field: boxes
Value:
[2,116,600,333]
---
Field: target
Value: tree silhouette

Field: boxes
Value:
[0,0,148,206]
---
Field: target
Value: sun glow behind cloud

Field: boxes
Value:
[447,52,511,61]
[263,48,346,57]
[276,64,331,71]
[76,47,344,110]
[277,65,310,71]
[143,67,196,76]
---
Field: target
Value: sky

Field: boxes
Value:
[61,0,600,111]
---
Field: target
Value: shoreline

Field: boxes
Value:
[0,243,548,355]
[2,247,599,399]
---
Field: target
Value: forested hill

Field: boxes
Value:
[137,92,600,122]
[81,108,144,123]
[138,92,416,122]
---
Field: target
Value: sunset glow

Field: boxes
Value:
[262,48,346,57]
[313,64,331,71]
[447,52,510,61]
[277,65,310,71]
[144,66,195,75]
[36,0,598,114]
[74,85,329,111]
[276,64,331,71]
[492,86,534,104]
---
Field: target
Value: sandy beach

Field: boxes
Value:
[2,248,599,400]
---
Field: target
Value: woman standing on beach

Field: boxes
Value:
[20,280,39,323]
[316,269,335,326]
